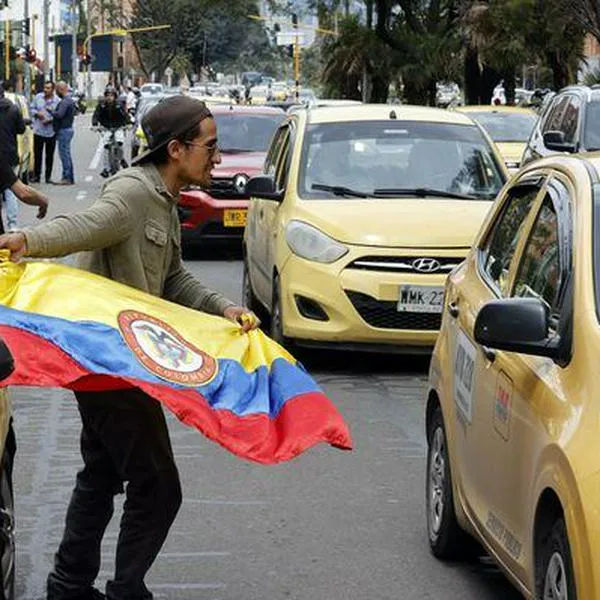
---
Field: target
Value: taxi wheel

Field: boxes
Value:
[0,430,15,600]
[536,517,576,600]
[427,407,476,560]
[271,276,293,350]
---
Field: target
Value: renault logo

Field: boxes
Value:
[412,258,441,273]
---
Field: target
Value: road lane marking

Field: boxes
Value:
[85,175,94,182]
[89,138,103,171]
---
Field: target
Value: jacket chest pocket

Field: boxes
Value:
[143,220,171,291]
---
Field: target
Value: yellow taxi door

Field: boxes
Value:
[473,175,573,584]
[446,173,546,548]
[247,123,289,305]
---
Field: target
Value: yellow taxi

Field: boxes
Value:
[6,92,34,183]
[0,338,16,596]
[243,104,507,351]
[426,153,600,598]
[454,106,538,174]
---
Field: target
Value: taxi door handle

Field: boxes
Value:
[447,301,459,318]
[482,346,497,363]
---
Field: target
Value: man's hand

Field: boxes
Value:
[12,181,49,219]
[0,232,28,262]
[223,306,261,333]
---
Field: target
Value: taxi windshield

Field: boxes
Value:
[298,120,506,200]
[213,113,283,152]
[467,111,537,142]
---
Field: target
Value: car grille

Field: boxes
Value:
[347,256,463,274]
[345,290,442,330]
[208,177,248,199]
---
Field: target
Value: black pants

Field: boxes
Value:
[33,134,57,182]
[47,389,182,600]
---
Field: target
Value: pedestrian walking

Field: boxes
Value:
[31,81,60,184]
[52,81,76,185]
[0,95,259,599]
[0,82,26,231]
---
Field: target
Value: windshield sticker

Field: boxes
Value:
[454,330,476,424]
[494,371,513,441]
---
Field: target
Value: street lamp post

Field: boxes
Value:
[71,0,78,89]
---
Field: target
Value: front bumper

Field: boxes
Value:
[279,248,465,348]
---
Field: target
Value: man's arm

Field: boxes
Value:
[54,99,67,121]
[10,180,48,219]
[2,182,137,259]
[91,103,101,127]
[163,235,236,316]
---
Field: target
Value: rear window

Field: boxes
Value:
[584,101,600,151]
[468,111,537,143]
[214,113,284,152]
[298,120,506,200]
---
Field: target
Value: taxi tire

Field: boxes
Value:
[0,427,15,600]
[271,275,294,351]
[242,261,268,328]
[427,407,478,561]
[536,517,576,600]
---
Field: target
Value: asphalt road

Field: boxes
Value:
[9,114,523,599]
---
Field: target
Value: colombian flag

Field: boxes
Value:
[0,257,352,464]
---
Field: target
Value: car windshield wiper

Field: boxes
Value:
[219,148,254,154]
[312,183,369,198]
[373,187,480,200]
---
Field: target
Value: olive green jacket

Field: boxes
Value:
[23,164,235,316]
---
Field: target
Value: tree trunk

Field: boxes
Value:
[371,73,389,102]
[366,0,374,29]
[547,50,569,90]
[464,47,481,105]
[427,78,436,106]
[503,68,516,105]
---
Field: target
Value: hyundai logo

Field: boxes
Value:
[412,258,441,273]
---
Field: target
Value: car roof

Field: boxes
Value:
[456,105,536,115]
[305,103,477,125]
[210,104,284,115]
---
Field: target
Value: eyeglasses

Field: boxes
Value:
[184,141,220,156]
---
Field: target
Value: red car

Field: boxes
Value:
[178,105,285,245]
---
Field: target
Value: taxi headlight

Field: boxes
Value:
[285,220,348,264]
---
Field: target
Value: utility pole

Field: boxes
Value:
[71,0,78,88]
[24,0,31,99]
[292,12,299,102]
[43,0,50,79]
[86,0,92,98]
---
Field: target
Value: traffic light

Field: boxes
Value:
[21,18,30,37]
[291,13,298,26]
[26,46,36,63]
[80,53,92,66]
[287,44,294,58]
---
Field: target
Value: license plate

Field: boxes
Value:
[397,285,444,313]
[223,209,247,228]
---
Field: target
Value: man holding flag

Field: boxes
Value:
[0,96,260,600]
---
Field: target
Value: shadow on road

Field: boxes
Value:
[182,242,243,261]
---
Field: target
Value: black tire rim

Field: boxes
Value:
[427,425,446,541]
[0,464,14,600]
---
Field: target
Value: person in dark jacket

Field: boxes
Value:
[92,86,131,178]
[52,81,76,185]
[0,84,26,230]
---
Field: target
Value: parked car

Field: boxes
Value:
[243,104,507,351]
[425,152,600,599]
[178,105,285,246]
[521,85,600,167]
[6,92,33,184]
[454,106,538,173]
[0,338,17,599]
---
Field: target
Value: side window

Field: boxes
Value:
[264,126,288,177]
[275,128,292,190]
[513,197,561,315]
[482,186,540,295]
[562,96,581,144]
[542,96,569,134]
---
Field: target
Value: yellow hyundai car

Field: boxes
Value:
[426,152,600,598]
[455,106,538,174]
[243,104,507,352]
